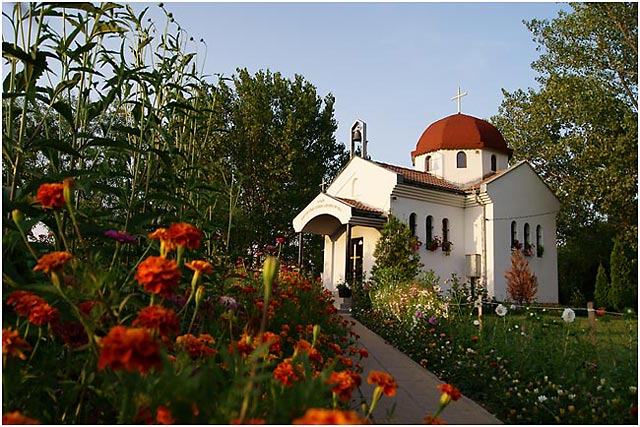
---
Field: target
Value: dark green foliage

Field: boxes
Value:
[609,238,635,311]
[593,262,610,309]
[370,215,422,285]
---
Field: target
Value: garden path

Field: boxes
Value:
[345,315,502,425]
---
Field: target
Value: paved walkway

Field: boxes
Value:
[345,315,502,425]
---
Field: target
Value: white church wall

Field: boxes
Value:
[390,196,466,293]
[327,157,397,211]
[486,163,560,303]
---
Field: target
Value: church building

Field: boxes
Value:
[293,106,560,303]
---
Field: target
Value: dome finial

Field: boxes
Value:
[451,86,468,114]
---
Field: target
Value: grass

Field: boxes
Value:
[356,305,638,424]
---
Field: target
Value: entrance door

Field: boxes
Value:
[348,237,364,285]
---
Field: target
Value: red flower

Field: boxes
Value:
[176,334,217,359]
[275,237,285,244]
[437,383,461,405]
[273,360,301,386]
[423,414,447,424]
[51,320,88,348]
[293,408,366,425]
[133,306,180,337]
[2,327,32,360]
[2,411,41,424]
[135,256,181,297]
[32,251,73,275]
[6,291,59,326]
[156,406,175,425]
[367,370,397,397]
[327,370,359,402]
[35,182,65,209]
[98,326,162,374]
[166,222,202,249]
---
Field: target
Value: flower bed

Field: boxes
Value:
[355,301,638,424]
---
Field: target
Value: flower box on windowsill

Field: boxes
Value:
[441,241,453,256]
[425,237,441,252]
[523,243,535,257]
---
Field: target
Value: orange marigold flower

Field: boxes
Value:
[148,228,177,254]
[294,339,323,364]
[35,182,65,209]
[327,370,359,402]
[133,305,180,337]
[293,408,367,425]
[156,406,175,425]
[367,370,398,397]
[358,348,369,359]
[27,303,59,326]
[259,331,281,355]
[166,222,202,249]
[33,251,73,275]
[135,256,181,297]
[176,333,217,359]
[6,291,59,326]
[2,411,41,424]
[437,383,461,406]
[98,325,162,374]
[273,360,301,387]
[423,414,447,424]
[185,260,214,274]
[2,327,32,360]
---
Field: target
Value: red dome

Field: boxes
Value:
[411,113,512,159]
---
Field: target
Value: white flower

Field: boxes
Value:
[561,308,576,323]
[538,395,547,403]
[568,394,576,400]
[510,304,517,310]
[473,320,480,326]
[495,304,508,317]
[629,386,637,394]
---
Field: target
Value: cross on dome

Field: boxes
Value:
[451,86,468,114]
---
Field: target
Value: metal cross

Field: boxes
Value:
[451,86,468,114]
[320,178,327,193]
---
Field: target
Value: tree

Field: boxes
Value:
[370,215,423,285]
[609,238,634,311]
[492,3,638,250]
[505,249,538,306]
[206,69,348,264]
[593,263,610,309]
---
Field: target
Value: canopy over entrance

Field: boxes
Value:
[293,193,386,238]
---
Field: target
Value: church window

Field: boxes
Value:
[536,225,543,257]
[491,154,497,172]
[442,218,449,243]
[426,156,431,172]
[510,221,518,248]
[456,152,467,168]
[426,215,433,242]
[409,213,417,236]
[524,223,530,246]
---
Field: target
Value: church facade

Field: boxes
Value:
[293,113,560,303]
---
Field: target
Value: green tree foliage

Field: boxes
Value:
[206,69,348,265]
[609,238,635,311]
[492,2,638,249]
[491,3,637,304]
[370,215,422,285]
[593,262,610,310]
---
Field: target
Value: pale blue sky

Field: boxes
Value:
[3,1,569,168]
[140,1,568,167]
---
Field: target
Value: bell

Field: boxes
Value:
[352,129,362,143]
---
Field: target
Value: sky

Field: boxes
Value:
[136,1,569,168]
[2,1,570,168]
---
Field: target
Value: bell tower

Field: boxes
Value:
[350,119,367,159]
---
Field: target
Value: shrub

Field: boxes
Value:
[593,262,610,309]
[609,237,634,311]
[505,249,538,306]
[370,215,422,285]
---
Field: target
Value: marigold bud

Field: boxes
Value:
[11,209,23,225]
[262,256,279,301]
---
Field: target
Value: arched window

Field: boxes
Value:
[409,213,417,236]
[425,156,431,172]
[511,221,518,248]
[491,154,497,172]
[442,218,449,243]
[426,215,433,242]
[536,225,543,257]
[524,223,530,246]
[457,151,467,168]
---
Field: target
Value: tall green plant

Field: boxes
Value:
[609,238,634,311]
[370,215,422,285]
[593,262,610,309]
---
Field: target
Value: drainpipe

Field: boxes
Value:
[474,189,488,290]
